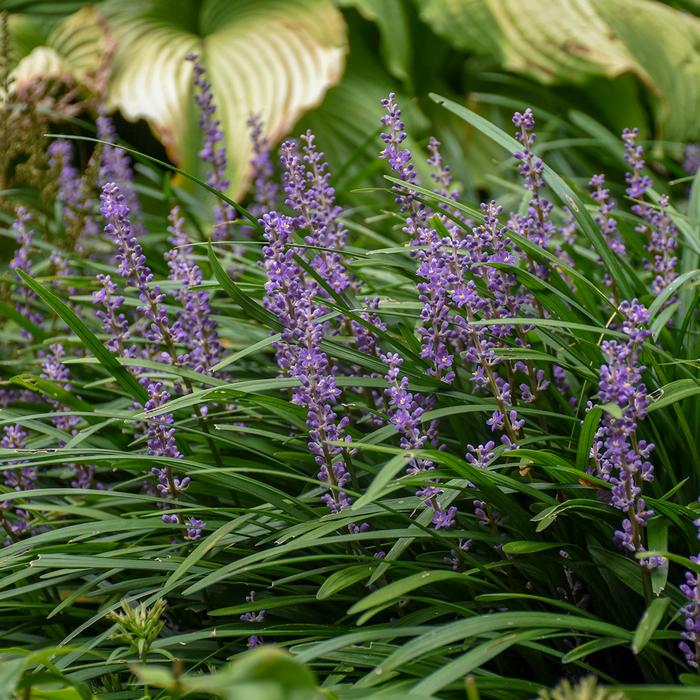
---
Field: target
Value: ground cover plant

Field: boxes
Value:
[2,37,700,700]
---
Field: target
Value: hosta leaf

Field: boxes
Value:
[102,0,347,197]
[419,0,700,141]
[9,6,109,92]
[337,0,411,84]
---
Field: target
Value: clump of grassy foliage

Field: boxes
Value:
[1,55,700,700]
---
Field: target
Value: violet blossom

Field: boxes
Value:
[9,207,42,335]
[0,424,34,541]
[680,511,700,668]
[165,206,222,373]
[99,183,202,538]
[186,53,235,240]
[100,182,176,362]
[684,144,700,176]
[379,94,457,381]
[97,114,143,236]
[93,274,135,358]
[48,139,82,236]
[382,352,456,529]
[589,174,626,255]
[247,113,279,217]
[241,590,267,647]
[590,299,658,565]
[511,108,554,279]
[261,211,356,519]
[39,344,96,488]
[280,133,351,296]
[622,128,678,294]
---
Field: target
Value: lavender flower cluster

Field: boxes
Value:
[622,128,678,295]
[261,211,355,517]
[186,53,235,240]
[590,300,658,564]
[98,183,207,539]
[680,514,700,668]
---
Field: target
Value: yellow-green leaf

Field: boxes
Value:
[102,0,347,197]
[9,6,109,92]
[419,0,700,141]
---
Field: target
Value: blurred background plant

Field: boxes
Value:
[3,0,700,205]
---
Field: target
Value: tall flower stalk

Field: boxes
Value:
[165,206,222,374]
[10,207,42,335]
[590,299,658,578]
[680,512,700,669]
[186,53,235,240]
[98,114,143,237]
[1,424,34,542]
[261,211,356,519]
[622,128,678,294]
[99,182,204,538]
[247,113,279,218]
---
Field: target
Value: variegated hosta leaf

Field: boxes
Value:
[419,0,700,141]
[9,6,110,92]
[102,0,347,197]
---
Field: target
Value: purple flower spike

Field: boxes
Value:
[379,92,424,221]
[143,381,200,533]
[93,274,135,357]
[589,174,626,256]
[646,195,678,295]
[1,424,35,541]
[680,504,700,669]
[100,184,202,536]
[680,564,700,668]
[261,211,354,516]
[247,113,279,217]
[241,591,267,648]
[186,53,235,240]
[165,207,222,373]
[100,182,177,359]
[590,299,659,566]
[97,114,143,236]
[10,207,43,335]
[379,95,463,380]
[382,352,453,529]
[144,382,181,461]
[48,139,82,233]
[2,424,34,492]
[684,144,700,175]
[622,128,678,295]
[622,128,652,199]
[280,132,352,296]
[40,343,80,434]
[512,108,554,277]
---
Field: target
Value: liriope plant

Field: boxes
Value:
[0,52,699,700]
